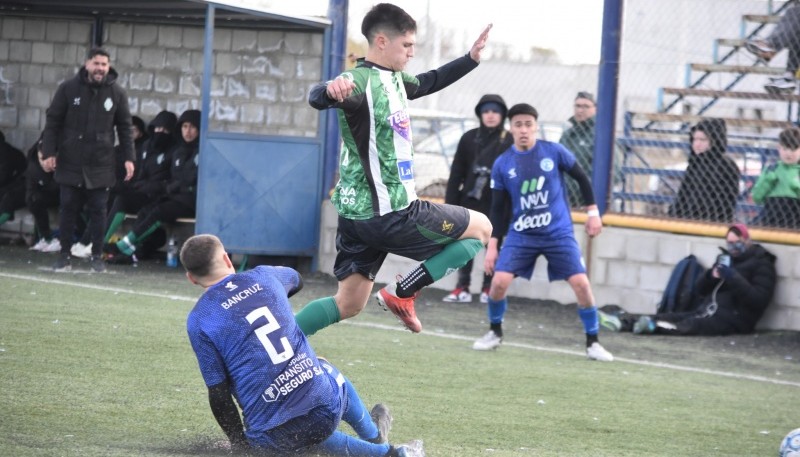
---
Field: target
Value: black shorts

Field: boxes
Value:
[333,199,470,281]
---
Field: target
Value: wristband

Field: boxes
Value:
[587,209,600,217]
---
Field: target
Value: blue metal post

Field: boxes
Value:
[322,0,348,199]
[594,0,623,214]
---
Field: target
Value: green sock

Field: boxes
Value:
[104,212,126,243]
[294,297,340,336]
[116,231,138,256]
[0,213,10,225]
[422,238,484,281]
[138,221,161,244]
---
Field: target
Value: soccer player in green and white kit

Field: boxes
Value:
[301,3,493,334]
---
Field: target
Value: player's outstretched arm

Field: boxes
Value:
[207,381,248,451]
[469,24,493,62]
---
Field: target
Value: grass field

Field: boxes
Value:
[1,243,799,456]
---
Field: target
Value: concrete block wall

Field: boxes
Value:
[317,200,800,332]
[0,15,325,154]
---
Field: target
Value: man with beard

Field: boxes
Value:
[42,47,134,273]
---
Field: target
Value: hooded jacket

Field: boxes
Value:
[42,66,134,189]
[668,118,740,222]
[0,133,27,190]
[128,110,178,198]
[444,94,513,214]
[694,243,777,333]
[163,109,201,209]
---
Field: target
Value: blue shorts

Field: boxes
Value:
[495,236,585,281]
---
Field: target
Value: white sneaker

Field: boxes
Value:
[479,288,490,303]
[472,330,502,351]
[29,238,49,251]
[40,238,62,253]
[443,288,472,303]
[586,342,614,362]
[71,242,92,258]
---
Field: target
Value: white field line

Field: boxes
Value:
[3,271,799,388]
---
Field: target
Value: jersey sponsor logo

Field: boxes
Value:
[339,186,357,206]
[520,176,549,210]
[513,211,553,231]
[219,282,263,309]
[261,355,324,402]
[441,220,454,234]
[387,109,411,142]
[224,281,237,291]
[540,158,554,172]
[397,160,413,181]
[508,168,517,179]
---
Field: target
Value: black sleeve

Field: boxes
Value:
[565,162,596,207]
[43,83,68,159]
[308,82,337,110]
[444,135,472,204]
[207,381,247,447]
[288,274,304,298]
[411,54,479,100]
[489,189,511,239]
[114,88,135,163]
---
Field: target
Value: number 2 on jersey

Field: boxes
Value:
[246,306,294,364]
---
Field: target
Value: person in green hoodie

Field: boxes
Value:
[752,126,800,229]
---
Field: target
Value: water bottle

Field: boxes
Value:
[166,236,178,268]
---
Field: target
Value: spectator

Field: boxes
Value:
[71,115,149,259]
[26,136,62,253]
[443,94,513,304]
[114,109,199,260]
[301,3,493,335]
[42,47,134,273]
[181,234,424,456]
[751,126,800,228]
[472,103,614,362]
[599,224,777,335]
[0,130,28,227]
[745,4,800,93]
[99,110,177,261]
[667,118,740,223]
[559,91,623,208]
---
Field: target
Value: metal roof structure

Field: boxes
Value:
[0,0,330,30]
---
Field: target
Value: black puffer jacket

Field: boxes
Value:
[695,243,777,333]
[444,94,513,214]
[129,110,178,198]
[669,118,740,222]
[163,110,200,209]
[42,66,133,189]
[0,132,26,190]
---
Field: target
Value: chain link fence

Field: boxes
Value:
[400,0,799,232]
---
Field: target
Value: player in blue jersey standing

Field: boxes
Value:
[471,103,614,362]
[181,234,424,456]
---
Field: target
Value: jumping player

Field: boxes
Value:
[300,3,493,335]
[472,103,614,362]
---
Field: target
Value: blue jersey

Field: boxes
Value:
[491,141,577,245]
[186,266,339,442]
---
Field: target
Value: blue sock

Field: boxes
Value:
[488,297,507,324]
[318,430,391,456]
[341,377,379,441]
[578,306,600,335]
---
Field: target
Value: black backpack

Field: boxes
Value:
[657,254,705,314]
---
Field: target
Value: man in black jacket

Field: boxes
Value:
[442,94,512,303]
[600,224,777,335]
[42,47,134,273]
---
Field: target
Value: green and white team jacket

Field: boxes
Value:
[309,55,479,220]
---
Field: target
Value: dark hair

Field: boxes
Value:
[507,103,539,120]
[180,234,222,278]
[361,3,416,43]
[575,91,595,104]
[778,126,800,150]
[87,47,110,60]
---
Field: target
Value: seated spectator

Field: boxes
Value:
[745,4,800,93]
[599,224,777,336]
[72,115,150,258]
[113,109,200,261]
[0,130,28,226]
[668,118,740,223]
[26,136,62,252]
[751,126,800,229]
